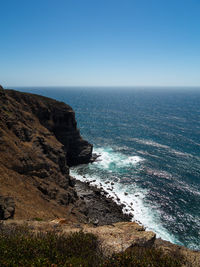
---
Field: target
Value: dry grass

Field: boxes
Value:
[0,223,184,267]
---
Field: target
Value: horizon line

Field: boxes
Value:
[5,85,200,88]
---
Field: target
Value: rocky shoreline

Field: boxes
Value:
[74,179,132,225]
[0,86,131,225]
[0,86,200,266]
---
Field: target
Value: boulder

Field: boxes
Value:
[0,197,15,220]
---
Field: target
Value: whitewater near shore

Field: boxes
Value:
[1,86,200,266]
[8,86,200,250]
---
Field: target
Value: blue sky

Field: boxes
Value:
[1,0,200,87]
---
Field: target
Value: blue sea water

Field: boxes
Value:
[13,87,200,250]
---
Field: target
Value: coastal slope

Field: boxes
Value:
[0,86,130,224]
[0,85,92,219]
[0,86,199,266]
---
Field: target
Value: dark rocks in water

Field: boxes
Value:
[0,196,15,220]
[90,153,101,163]
[75,180,132,225]
[93,187,101,196]
[0,86,132,225]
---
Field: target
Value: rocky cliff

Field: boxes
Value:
[0,86,130,224]
[0,85,93,218]
[1,86,199,266]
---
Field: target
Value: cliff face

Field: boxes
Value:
[0,86,131,224]
[0,86,92,219]
[1,87,93,166]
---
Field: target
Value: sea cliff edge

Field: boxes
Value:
[0,86,199,266]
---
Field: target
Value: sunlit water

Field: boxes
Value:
[13,87,200,250]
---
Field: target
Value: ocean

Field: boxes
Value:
[13,87,200,250]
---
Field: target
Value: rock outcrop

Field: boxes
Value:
[74,180,132,225]
[0,86,130,224]
[3,219,200,266]
[81,222,156,255]
[0,196,15,220]
[0,85,199,266]
[0,86,92,219]
[2,87,93,166]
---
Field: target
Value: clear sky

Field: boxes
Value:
[1,0,200,87]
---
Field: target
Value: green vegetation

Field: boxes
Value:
[102,247,183,267]
[33,217,43,222]
[0,223,184,267]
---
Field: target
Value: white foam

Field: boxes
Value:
[93,147,143,171]
[124,156,143,165]
[110,182,177,243]
[70,146,179,245]
[71,166,177,243]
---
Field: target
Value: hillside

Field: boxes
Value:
[0,86,131,224]
[0,86,199,266]
[0,85,92,219]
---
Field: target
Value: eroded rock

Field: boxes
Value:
[0,197,15,220]
[0,87,92,218]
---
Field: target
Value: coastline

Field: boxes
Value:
[55,176,200,266]
[74,178,132,225]
[10,86,200,251]
[0,86,200,265]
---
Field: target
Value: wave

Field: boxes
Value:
[130,138,193,158]
[93,147,143,171]
[70,146,179,245]
[144,168,173,180]
[131,138,170,149]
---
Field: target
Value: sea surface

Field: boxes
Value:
[13,87,200,250]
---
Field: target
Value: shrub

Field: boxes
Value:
[33,217,43,221]
[102,246,183,267]
[0,223,184,267]
[0,223,102,266]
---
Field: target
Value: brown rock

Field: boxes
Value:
[60,221,156,255]
[1,219,200,266]
[0,87,92,219]
[154,238,200,267]
[0,196,15,220]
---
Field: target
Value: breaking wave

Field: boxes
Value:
[71,146,179,245]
